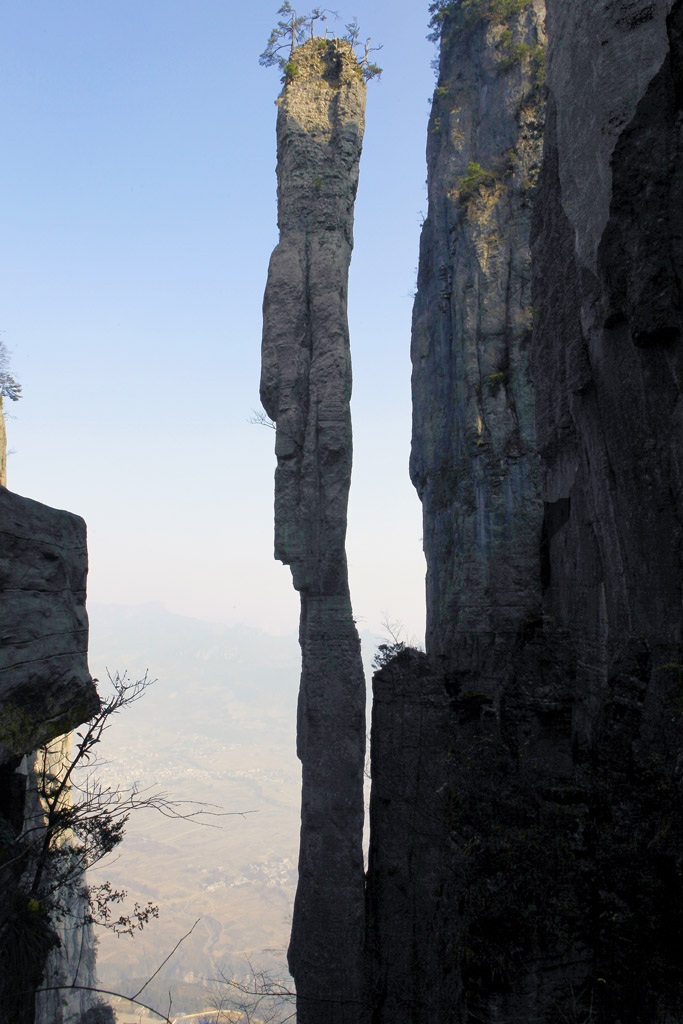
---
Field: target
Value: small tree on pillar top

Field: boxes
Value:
[259,3,383,81]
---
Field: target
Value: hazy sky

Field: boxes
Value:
[2,0,436,642]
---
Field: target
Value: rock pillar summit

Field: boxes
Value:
[260,38,367,1024]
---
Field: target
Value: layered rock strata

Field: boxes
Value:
[260,38,367,1024]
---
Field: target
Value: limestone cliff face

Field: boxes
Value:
[365,6,546,1019]
[367,0,683,1021]
[528,3,683,1012]
[410,0,546,667]
[534,0,683,708]
[260,38,368,1023]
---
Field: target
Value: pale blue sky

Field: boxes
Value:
[1,0,436,642]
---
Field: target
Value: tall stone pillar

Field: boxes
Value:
[260,37,368,1024]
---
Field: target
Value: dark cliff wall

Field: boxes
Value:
[367,0,683,1021]
[0,486,99,1023]
[367,3,547,1020]
[529,0,683,1013]
[260,38,368,1024]
[534,0,683,702]
[0,489,97,766]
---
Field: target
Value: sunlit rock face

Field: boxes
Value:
[260,37,368,1024]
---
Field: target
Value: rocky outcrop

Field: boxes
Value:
[0,487,99,1024]
[260,38,368,1024]
[0,488,98,765]
[366,0,683,1021]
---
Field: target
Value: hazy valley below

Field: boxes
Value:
[85,603,379,1013]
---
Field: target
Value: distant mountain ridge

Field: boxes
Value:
[85,602,382,1012]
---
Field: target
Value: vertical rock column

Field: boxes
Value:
[260,38,367,1024]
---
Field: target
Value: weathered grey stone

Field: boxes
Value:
[260,38,368,1024]
[28,737,99,1024]
[532,0,683,733]
[366,6,549,1020]
[410,0,546,667]
[366,1,683,1021]
[0,487,98,764]
[365,649,457,1021]
[0,488,99,1024]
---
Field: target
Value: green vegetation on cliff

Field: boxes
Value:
[0,340,21,403]
[260,3,382,81]
[428,0,533,40]
[496,33,546,82]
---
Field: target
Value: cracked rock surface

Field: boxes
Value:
[260,38,368,1024]
[367,1,683,1020]
[410,1,547,670]
[0,487,98,765]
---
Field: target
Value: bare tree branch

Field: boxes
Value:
[34,984,172,1022]
[132,918,201,1000]
[248,408,276,429]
